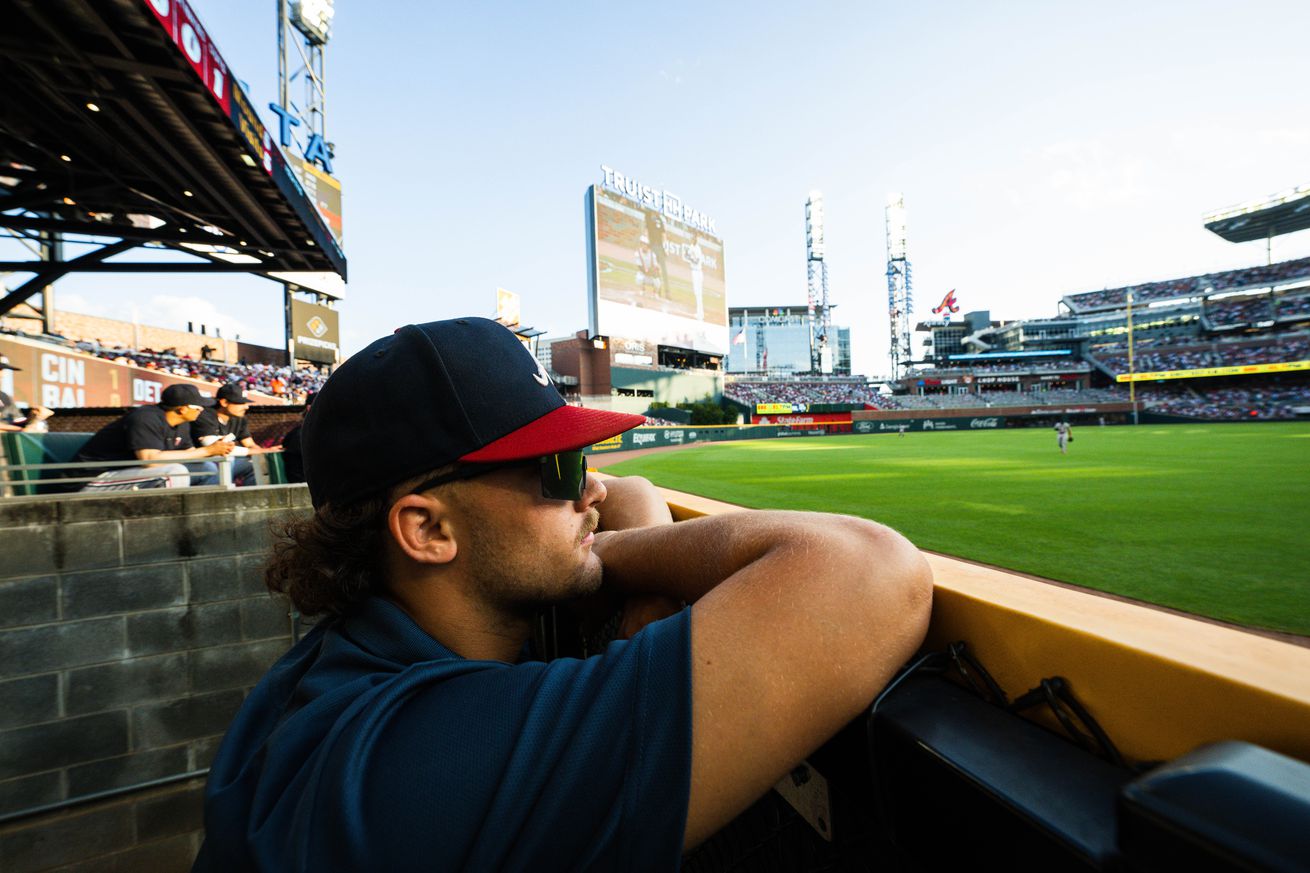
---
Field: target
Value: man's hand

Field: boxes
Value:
[204,441,236,457]
[28,406,53,421]
[595,474,673,531]
[571,475,676,639]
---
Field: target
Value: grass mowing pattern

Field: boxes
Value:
[602,423,1310,636]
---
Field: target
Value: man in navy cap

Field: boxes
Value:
[193,382,260,485]
[75,383,234,489]
[195,317,932,871]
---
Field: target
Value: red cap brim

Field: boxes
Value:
[460,405,646,462]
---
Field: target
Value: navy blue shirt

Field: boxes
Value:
[194,598,693,872]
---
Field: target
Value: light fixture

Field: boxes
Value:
[306,239,315,246]
[238,240,247,246]
[182,190,194,197]
[86,102,100,112]
[239,153,257,167]
[591,335,609,350]
[60,154,71,162]
[62,197,76,205]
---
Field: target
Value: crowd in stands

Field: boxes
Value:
[1064,257,1310,312]
[2,329,327,404]
[1277,294,1310,320]
[881,388,1123,411]
[724,381,883,406]
[1205,295,1274,327]
[1093,335,1310,375]
[1138,381,1309,420]
[912,360,1090,377]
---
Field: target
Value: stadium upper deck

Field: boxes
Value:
[1059,256,1310,314]
[0,0,345,318]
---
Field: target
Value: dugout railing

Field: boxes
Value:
[0,432,289,497]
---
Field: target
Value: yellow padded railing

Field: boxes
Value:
[644,480,1310,766]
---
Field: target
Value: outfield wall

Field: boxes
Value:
[588,415,1011,452]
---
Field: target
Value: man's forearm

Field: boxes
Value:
[141,448,217,463]
[593,510,886,604]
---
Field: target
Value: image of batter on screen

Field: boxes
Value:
[634,235,663,296]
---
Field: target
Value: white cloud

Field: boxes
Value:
[139,294,259,341]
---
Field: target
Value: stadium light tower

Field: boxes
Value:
[805,191,832,373]
[277,0,334,161]
[886,193,914,376]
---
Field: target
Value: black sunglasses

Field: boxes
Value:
[410,450,589,501]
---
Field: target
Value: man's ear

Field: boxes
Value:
[387,493,458,565]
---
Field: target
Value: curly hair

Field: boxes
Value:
[265,466,453,618]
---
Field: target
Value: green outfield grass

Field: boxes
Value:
[602,423,1310,636]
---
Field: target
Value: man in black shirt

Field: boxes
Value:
[75,383,234,489]
[193,383,258,485]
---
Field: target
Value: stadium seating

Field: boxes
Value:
[1091,333,1310,375]
[1,328,329,402]
[1062,256,1310,313]
[1205,294,1275,327]
[724,381,885,406]
[885,388,1124,410]
[1136,381,1308,420]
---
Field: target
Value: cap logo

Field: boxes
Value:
[532,357,549,387]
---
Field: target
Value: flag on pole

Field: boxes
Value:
[733,328,747,346]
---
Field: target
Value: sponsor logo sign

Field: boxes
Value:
[600,165,718,234]
[590,435,625,452]
[666,430,685,444]
[1116,360,1310,382]
[632,431,658,447]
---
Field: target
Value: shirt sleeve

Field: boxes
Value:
[325,609,693,872]
[191,410,220,441]
[124,409,169,453]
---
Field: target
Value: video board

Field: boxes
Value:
[586,174,728,356]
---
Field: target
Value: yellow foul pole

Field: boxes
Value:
[1127,291,1138,425]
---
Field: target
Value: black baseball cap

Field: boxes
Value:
[217,383,250,404]
[301,317,644,508]
[160,383,214,408]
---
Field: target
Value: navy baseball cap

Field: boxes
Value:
[160,383,214,408]
[216,383,250,404]
[301,318,644,508]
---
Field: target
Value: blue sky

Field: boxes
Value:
[19,0,1310,376]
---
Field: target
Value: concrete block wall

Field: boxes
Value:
[0,485,312,872]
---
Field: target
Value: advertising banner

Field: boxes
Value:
[852,416,1006,434]
[1116,359,1310,382]
[289,298,340,365]
[752,412,851,426]
[287,154,344,247]
[0,337,228,408]
[140,0,344,271]
[589,424,780,453]
[588,181,728,356]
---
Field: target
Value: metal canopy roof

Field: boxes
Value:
[1204,184,1310,243]
[0,0,345,315]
